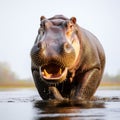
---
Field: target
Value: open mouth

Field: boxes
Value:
[39,63,68,84]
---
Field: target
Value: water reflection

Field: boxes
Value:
[0,89,120,120]
[34,100,105,120]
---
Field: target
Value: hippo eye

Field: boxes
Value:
[63,20,74,28]
[68,22,74,30]
[66,23,74,36]
[40,23,45,29]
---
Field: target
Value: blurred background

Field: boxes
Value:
[0,0,120,89]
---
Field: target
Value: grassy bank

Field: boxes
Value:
[0,81,120,90]
[0,80,35,89]
[99,82,120,90]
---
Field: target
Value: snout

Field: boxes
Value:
[31,40,76,84]
[31,41,75,66]
[62,42,74,54]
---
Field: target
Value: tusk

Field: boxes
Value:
[44,69,52,78]
[58,68,62,75]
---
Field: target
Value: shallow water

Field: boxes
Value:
[0,89,120,120]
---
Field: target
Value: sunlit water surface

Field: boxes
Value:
[0,89,120,120]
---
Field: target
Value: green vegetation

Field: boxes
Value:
[100,73,120,89]
[0,62,120,89]
[0,62,35,88]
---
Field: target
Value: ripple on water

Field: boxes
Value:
[0,89,120,120]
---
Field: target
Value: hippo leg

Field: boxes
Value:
[74,68,101,100]
[32,70,54,100]
[49,86,64,100]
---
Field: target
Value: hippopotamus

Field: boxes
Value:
[30,15,105,101]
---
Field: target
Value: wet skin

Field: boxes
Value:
[30,15,105,101]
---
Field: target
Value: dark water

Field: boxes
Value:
[0,89,120,120]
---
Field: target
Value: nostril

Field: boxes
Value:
[63,42,73,53]
[38,42,46,51]
[37,42,41,48]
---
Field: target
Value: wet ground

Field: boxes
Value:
[0,89,120,120]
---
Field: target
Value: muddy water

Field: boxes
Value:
[0,89,120,120]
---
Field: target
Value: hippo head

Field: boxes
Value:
[31,15,80,84]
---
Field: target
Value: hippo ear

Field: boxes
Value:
[70,17,76,24]
[40,16,46,21]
